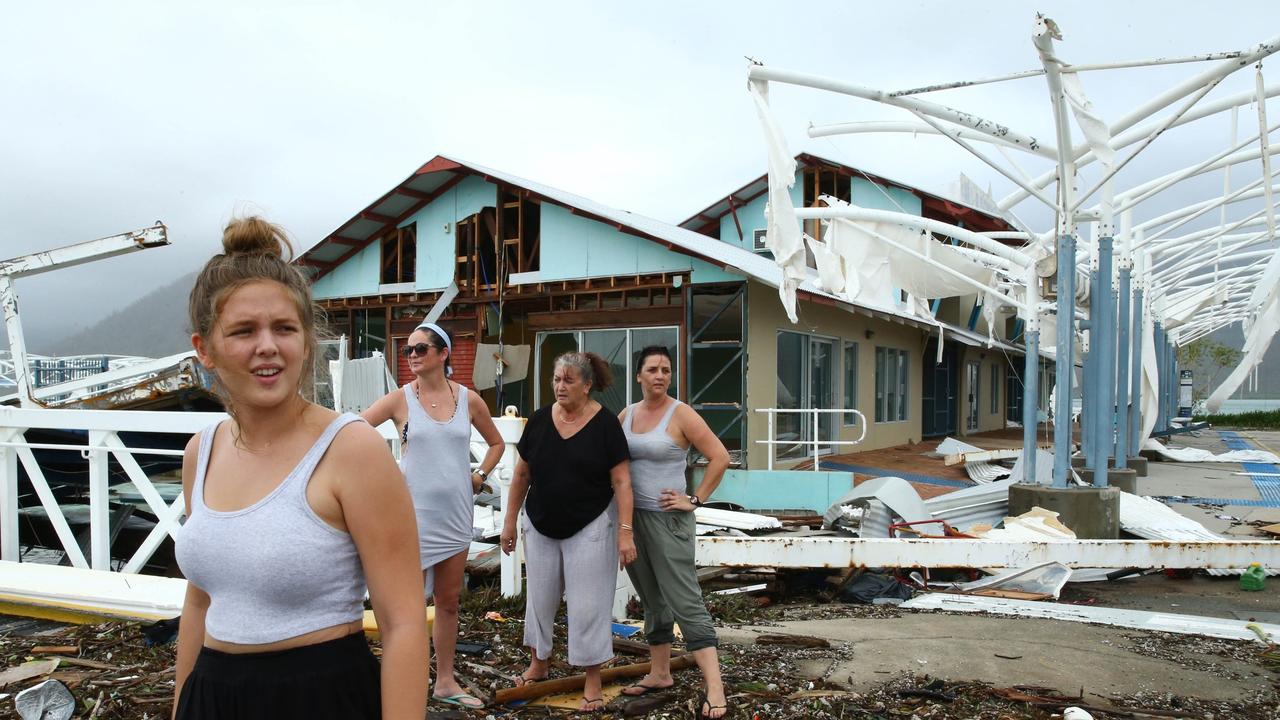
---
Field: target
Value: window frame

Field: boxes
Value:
[990,363,1001,415]
[843,341,859,426]
[532,325,680,412]
[874,346,909,424]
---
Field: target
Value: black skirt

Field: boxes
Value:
[175,632,380,720]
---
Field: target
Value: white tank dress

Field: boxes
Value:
[400,382,474,593]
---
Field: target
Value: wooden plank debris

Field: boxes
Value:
[494,654,695,704]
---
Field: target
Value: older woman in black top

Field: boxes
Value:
[500,351,637,712]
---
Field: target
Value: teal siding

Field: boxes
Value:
[692,468,856,513]
[851,177,922,215]
[402,175,498,290]
[312,243,380,299]
[540,204,743,284]
[718,174,803,250]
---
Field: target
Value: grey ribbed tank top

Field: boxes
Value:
[175,413,368,645]
[622,399,688,512]
[400,381,474,569]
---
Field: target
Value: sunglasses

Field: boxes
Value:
[400,343,438,358]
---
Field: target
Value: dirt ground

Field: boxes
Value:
[3,576,1279,719]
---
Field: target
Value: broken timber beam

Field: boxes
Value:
[494,654,696,704]
[943,448,1022,466]
[693,537,1280,570]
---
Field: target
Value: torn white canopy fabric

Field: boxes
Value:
[1139,311,1160,445]
[827,213,997,306]
[1207,247,1280,411]
[1141,440,1280,464]
[1160,284,1229,330]
[748,78,806,323]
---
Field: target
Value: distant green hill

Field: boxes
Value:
[47,272,196,358]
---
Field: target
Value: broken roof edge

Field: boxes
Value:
[676,150,1018,234]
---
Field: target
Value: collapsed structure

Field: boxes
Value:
[744,15,1280,532]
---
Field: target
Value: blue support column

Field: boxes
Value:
[1115,267,1131,468]
[1081,268,1098,468]
[1053,233,1077,488]
[1129,288,1144,453]
[1022,329,1040,482]
[1168,344,1179,422]
[1154,322,1167,432]
[1089,236,1114,487]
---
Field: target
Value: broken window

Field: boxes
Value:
[380,225,416,285]
[456,194,540,290]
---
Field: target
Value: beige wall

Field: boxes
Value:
[744,280,925,470]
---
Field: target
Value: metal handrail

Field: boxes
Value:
[755,407,868,470]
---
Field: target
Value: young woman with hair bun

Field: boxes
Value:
[500,351,637,712]
[173,216,429,720]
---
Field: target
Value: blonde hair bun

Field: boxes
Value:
[222,216,294,261]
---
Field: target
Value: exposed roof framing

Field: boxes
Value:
[677,152,1016,237]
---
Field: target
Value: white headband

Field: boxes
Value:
[413,321,453,376]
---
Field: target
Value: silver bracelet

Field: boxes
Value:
[619,522,634,531]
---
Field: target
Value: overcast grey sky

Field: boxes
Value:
[4,1,1277,352]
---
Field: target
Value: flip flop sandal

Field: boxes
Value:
[701,696,732,717]
[434,693,484,709]
[514,673,548,687]
[622,680,671,696]
[581,696,606,713]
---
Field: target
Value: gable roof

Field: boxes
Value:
[296,154,1020,350]
[299,154,801,287]
[678,151,1014,237]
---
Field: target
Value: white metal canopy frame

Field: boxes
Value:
[749,14,1280,489]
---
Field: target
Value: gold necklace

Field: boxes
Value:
[559,404,582,424]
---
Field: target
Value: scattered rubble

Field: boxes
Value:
[3,578,1279,718]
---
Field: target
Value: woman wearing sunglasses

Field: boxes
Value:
[362,322,505,710]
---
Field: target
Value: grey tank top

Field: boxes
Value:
[622,399,688,512]
[175,413,368,645]
[400,382,474,568]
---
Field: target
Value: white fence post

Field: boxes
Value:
[87,430,111,570]
[494,414,525,598]
[0,427,19,561]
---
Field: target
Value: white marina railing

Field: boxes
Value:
[0,406,224,573]
[756,407,868,471]
[1,405,525,579]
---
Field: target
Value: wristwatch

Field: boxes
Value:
[473,468,488,480]
[687,494,702,507]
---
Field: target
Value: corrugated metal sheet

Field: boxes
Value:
[857,478,1016,537]
[903,593,1280,642]
[1119,492,1275,577]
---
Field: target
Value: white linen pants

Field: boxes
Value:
[521,504,617,667]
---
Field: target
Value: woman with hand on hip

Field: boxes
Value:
[361,322,505,710]
[499,351,637,713]
[173,217,428,720]
[617,346,730,720]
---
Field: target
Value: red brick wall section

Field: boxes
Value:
[395,337,413,386]
[450,340,477,390]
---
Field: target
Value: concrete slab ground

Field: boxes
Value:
[719,612,1273,700]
